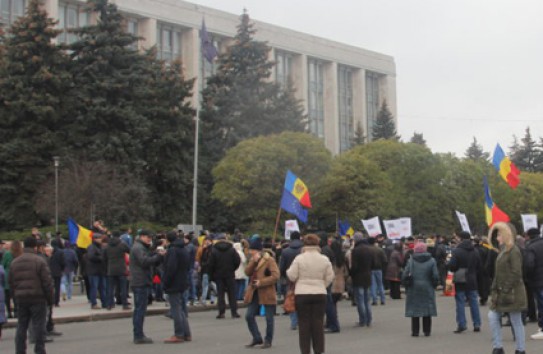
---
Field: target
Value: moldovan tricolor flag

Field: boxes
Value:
[67,218,93,249]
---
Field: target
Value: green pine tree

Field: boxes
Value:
[351,121,366,146]
[371,100,399,141]
[0,0,71,229]
[464,137,489,161]
[510,127,540,172]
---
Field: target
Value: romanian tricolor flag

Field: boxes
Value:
[492,143,520,189]
[483,176,510,227]
[67,218,94,249]
[284,170,312,208]
[339,220,354,237]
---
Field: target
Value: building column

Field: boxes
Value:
[139,17,157,52]
[42,0,58,19]
[292,53,308,114]
[182,28,201,109]
[352,68,366,143]
[323,61,339,154]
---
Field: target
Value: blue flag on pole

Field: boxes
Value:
[280,189,308,223]
[200,19,218,63]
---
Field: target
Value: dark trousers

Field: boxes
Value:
[16,302,47,354]
[324,286,340,331]
[411,316,432,335]
[296,294,326,354]
[53,276,61,306]
[390,281,401,299]
[132,286,150,340]
[245,291,275,343]
[5,289,14,317]
[216,277,238,316]
[108,275,128,307]
[526,285,537,321]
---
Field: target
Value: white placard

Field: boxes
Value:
[361,216,382,237]
[399,217,412,237]
[455,210,471,234]
[284,219,300,240]
[521,214,538,232]
[383,219,402,239]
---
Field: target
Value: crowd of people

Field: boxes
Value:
[0,222,542,354]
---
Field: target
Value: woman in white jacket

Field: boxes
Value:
[287,234,334,354]
[234,242,248,301]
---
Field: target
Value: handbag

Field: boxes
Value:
[401,260,414,288]
[283,282,296,313]
[453,268,467,284]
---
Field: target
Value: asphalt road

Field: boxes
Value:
[1,294,540,354]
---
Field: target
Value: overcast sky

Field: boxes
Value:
[189,0,543,156]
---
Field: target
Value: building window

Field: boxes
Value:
[58,2,89,44]
[366,71,380,140]
[338,65,354,152]
[308,59,325,139]
[275,50,293,89]
[157,24,181,62]
[0,0,26,26]
[125,18,139,50]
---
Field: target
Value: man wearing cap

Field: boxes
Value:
[130,229,165,344]
[244,237,280,349]
[87,233,107,310]
[524,227,543,339]
[10,237,54,354]
[209,234,241,319]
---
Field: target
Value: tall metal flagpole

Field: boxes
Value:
[192,108,200,234]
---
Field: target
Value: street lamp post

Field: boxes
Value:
[53,156,60,233]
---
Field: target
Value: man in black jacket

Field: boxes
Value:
[49,239,65,307]
[87,233,106,310]
[448,231,482,333]
[279,231,303,330]
[10,237,54,354]
[162,231,191,343]
[350,233,375,327]
[209,234,241,319]
[524,228,543,340]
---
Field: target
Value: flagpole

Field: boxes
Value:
[192,108,200,234]
[273,205,282,240]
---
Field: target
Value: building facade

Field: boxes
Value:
[3,0,397,154]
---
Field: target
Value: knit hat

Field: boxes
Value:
[414,241,427,253]
[249,237,263,250]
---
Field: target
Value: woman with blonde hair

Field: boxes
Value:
[487,222,527,354]
[287,234,334,354]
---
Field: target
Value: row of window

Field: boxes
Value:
[2,1,384,152]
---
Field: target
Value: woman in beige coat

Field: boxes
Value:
[287,234,334,354]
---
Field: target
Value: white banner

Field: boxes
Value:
[399,217,412,237]
[361,216,382,237]
[284,219,300,240]
[455,210,471,234]
[383,219,402,239]
[521,214,538,233]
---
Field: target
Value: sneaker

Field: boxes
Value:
[531,329,543,340]
[134,337,153,344]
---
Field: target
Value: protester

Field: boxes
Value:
[9,237,54,354]
[104,232,131,310]
[329,238,346,331]
[199,237,216,306]
[234,241,248,301]
[369,237,387,306]
[49,239,65,307]
[448,231,482,333]
[350,233,375,327]
[244,237,280,349]
[318,232,339,333]
[209,234,241,319]
[130,229,165,344]
[487,222,527,354]
[87,233,106,310]
[279,231,303,330]
[402,242,439,337]
[287,234,334,354]
[61,241,78,301]
[2,239,23,318]
[524,227,543,340]
[162,231,191,343]
[385,243,404,300]
[474,236,492,306]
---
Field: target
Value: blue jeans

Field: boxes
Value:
[488,310,525,351]
[533,287,543,330]
[354,286,372,326]
[245,291,275,343]
[325,286,340,331]
[236,279,247,300]
[371,270,385,304]
[187,269,196,301]
[62,272,74,299]
[108,275,128,307]
[89,275,106,307]
[454,290,481,328]
[289,311,298,329]
[132,286,150,339]
[168,292,191,338]
[201,273,216,305]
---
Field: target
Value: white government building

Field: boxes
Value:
[2,0,397,154]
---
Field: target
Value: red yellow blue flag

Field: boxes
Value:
[284,170,312,208]
[67,218,94,249]
[483,176,510,227]
[492,143,520,189]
